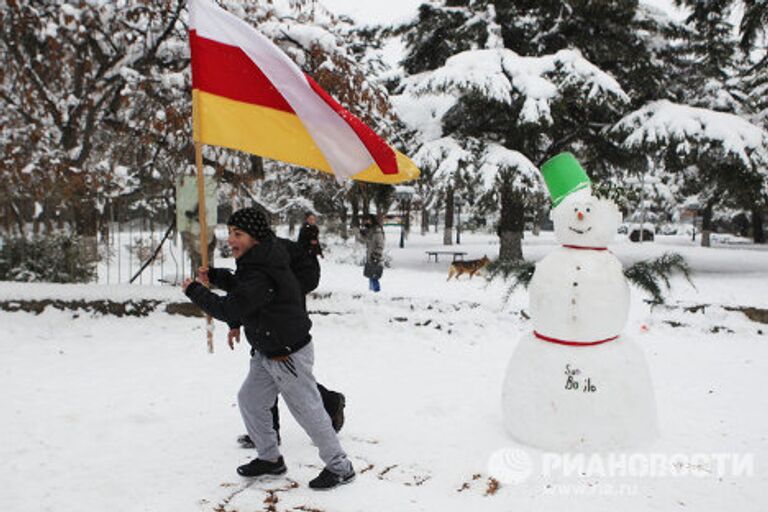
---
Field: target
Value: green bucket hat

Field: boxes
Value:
[540,152,591,207]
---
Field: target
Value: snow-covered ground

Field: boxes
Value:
[2,227,767,511]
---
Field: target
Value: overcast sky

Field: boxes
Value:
[320,0,421,25]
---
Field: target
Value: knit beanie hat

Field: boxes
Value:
[227,208,274,241]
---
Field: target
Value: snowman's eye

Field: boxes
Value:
[586,208,591,212]
[574,208,578,212]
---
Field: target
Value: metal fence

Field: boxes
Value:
[98,220,192,286]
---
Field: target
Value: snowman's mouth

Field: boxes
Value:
[569,226,592,235]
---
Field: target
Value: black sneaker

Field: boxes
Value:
[237,434,255,449]
[237,431,280,448]
[331,394,346,433]
[237,456,287,478]
[308,467,355,490]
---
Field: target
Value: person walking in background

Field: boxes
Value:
[295,211,323,310]
[298,211,323,259]
[183,208,354,490]
[361,214,385,292]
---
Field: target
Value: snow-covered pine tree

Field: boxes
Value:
[608,100,768,246]
[395,1,500,245]
[483,0,695,227]
[671,0,744,113]
[397,1,630,259]
[479,144,540,259]
[411,137,475,245]
[401,0,498,75]
[640,0,766,244]
[736,0,768,242]
[495,0,675,107]
[738,0,768,61]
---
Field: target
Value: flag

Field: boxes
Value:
[188,0,420,184]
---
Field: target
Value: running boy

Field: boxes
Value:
[182,207,354,490]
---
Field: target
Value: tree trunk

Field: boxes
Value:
[362,184,371,216]
[532,206,542,236]
[701,202,714,247]
[531,194,543,236]
[373,187,394,220]
[339,199,349,240]
[500,231,523,260]
[99,201,110,241]
[498,184,524,261]
[421,206,429,236]
[12,201,25,235]
[250,155,265,181]
[753,207,765,244]
[74,200,99,237]
[404,200,411,236]
[2,203,11,234]
[81,236,100,265]
[44,202,55,233]
[443,187,454,246]
[350,186,360,229]
[71,199,100,263]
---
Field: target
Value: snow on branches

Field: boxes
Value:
[403,48,629,128]
[611,100,768,170]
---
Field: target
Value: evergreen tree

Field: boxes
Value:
[399,42,630,258]
[739,0,768,62]
[667,0,767,243]
[494,0,676,106]
[735,0,768,242]
[609,100,768,246]
[401,0,501,75]
[672,0,744,112]
[412,137,475,245]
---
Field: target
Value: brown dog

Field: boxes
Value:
[447,255,490,280]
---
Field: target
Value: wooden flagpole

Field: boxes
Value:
[193,90,214,353]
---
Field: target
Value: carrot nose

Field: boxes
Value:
[577,211,584,220]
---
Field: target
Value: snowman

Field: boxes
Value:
[502,153,658,451]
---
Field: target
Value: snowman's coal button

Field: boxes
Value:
[571,299,577,305]
[576,266,582,271]
[572,282,578,286]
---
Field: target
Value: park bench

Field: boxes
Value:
[425,250,468,262]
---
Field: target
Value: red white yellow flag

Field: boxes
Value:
[188,0,420,184]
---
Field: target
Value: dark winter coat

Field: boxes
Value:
[364,225,386,263]
[185,236,312,358]
[298,223,323,258]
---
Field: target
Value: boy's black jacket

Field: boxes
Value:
[185,236,312,357]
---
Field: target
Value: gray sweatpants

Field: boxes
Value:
[238,342,352,475]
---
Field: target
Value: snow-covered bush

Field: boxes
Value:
[0,233,98,283]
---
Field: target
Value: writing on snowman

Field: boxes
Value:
[564,364,598,393]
